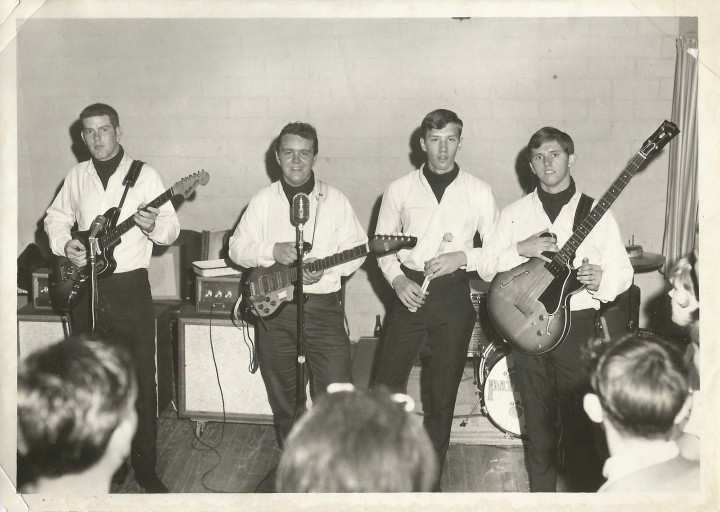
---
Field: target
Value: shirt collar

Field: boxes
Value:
[601,441,679,485]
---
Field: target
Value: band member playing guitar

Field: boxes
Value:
[479,127,633,492]
[228,122,368,447]
[44,103,179,493]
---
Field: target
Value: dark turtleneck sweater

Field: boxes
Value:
[280,171,316,205]
[93,146,125,190]
[537,178,576,224]
[423,163,459,203]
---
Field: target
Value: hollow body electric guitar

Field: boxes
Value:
[244,235,417,319]
[50,171,210,311]
[487,121,679,354]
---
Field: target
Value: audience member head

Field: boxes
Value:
[276,384,439,492]
[17,334,137,492]
[667,251,699,336]
[584,334,692,444]
[527,126,575,158]
[420,108,463,139]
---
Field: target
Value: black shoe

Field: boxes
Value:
[111,461,130,486]
[136,473,169,493]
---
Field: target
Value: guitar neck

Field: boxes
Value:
[548,152,646,272]
[285,243,369,281]
[98,189,173,247]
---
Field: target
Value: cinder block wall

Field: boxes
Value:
[17,17,680,337]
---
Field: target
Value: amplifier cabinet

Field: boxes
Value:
[178,306,272,424]
[17,305,66,361]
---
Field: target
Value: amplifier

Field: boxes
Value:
[195,275,243,314]
[32,268,52,310]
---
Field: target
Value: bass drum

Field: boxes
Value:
[480,342,527,438]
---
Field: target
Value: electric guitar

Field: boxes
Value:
[244,235,417,319]
[49,170,210,311]
[487,121,679,354]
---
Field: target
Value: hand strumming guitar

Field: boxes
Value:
[273,242,297,265]
[64,239,88,267]
[517,229,559,262]
[577,257,602,291]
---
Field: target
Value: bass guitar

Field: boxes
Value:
[487,120,679,354]
[244,235,417,319]
[50,170,210,311]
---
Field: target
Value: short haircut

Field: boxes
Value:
[18,335,137,483]
[79,103,120,128]
[527,126,575,158]
[275,122,319,155]
[420,109,463,139]
[276,386,438,492]
[589,334,690,440]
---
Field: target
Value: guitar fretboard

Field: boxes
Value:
[545,152,646,278]
[98,189,174,248]
[260,243,370,291]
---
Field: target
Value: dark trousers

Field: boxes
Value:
[511,308,605,492]
[257,292,352,447]
[71,269,158,480]
[371,267,476,469]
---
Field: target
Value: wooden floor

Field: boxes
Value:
[111,405,537,494]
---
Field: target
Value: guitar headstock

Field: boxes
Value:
[369,235,418,255]
[172,170,210,198]
[640,120,680,159]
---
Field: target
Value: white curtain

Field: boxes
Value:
[662,37,699,270]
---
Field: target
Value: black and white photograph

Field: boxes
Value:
[2,1,718,511]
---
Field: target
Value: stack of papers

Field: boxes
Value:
[192,259,242,277]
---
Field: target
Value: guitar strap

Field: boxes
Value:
[113,160,145,228]
[572,193,594,244]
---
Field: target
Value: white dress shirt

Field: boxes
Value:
[229,179,368,294]
[375,167,499,287]
[44,155,180,273]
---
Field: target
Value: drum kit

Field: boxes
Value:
[468,291,527,438]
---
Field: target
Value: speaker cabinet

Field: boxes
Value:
[177,306,273,424]
[16,305,66,361]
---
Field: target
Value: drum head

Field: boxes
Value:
[481,346,527,438]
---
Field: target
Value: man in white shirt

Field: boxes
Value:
[371,109,499,483]
[229,122,368,446]
[584,333,699,492]
[45,103,179,492]
[480,126,633,492]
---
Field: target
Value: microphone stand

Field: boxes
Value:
[88,236,100,332]
[293,221,308,420]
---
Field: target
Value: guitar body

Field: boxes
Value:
[242,235,418,321]
[243,263,307,319]
[487,257,585,354]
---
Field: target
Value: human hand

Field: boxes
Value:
[517,229,558,262]
[423,251,466,280]
[273,242,297,265]
[577,257,602,291]
[392,275,426,310]
[134,203,159,234]
[64,239,88,267]
[302,257,324,285]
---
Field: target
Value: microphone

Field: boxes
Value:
[88,215,106,238]
[291,193,310,227]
